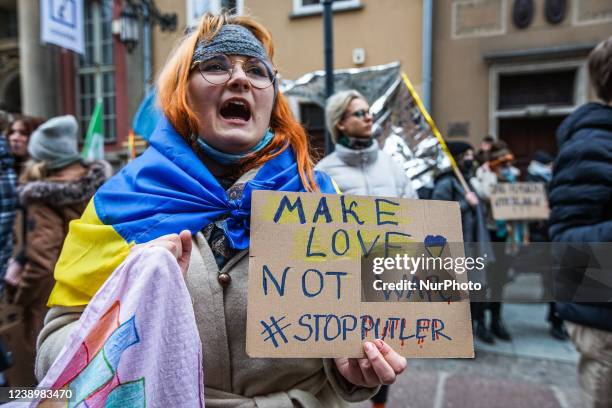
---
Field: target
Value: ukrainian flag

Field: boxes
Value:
[49,118,337,307]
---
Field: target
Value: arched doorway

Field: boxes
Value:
[2,74,21,113]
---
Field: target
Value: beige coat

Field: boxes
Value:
[36,175,377,407]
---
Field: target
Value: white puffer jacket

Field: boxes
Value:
[316,141,418,198]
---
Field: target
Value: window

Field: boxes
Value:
[292,0,362,16]
[498,70,576,110]
[76,0,116,141]
[186,0,244,27]
[488,60,588,142]
[0,7,18,39]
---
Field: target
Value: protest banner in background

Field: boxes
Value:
[40,0,85,54]
[490,182,550,221]
[247,191,474,359]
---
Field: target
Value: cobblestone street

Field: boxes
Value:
[353,303,583,408]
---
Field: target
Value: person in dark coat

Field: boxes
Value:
[8,116,107,385]
[548,36,612,407]
[432,142,494,343]
[433,142,481,242]
[3,116,43,293]
[475,135,494,165]
[525,151,568,340]
[471,141,517,342]
[0,136,15,281]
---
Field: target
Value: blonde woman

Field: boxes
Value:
[317,90,417,199]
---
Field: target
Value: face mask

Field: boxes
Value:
[501,167,516,181]
[462,159,473,172]
[196,129,274,165]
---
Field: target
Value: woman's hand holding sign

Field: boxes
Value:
[335,339,407,387]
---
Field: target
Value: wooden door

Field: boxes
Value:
[498,116,564,178]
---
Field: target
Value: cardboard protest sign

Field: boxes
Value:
[490,182,549,221]
[247,191,474,358]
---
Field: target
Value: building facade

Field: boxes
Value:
[151,0,425,153]
[0,0,146,160]
[152,0,423,84]
[3,1,425,158]
[432,0,612,171]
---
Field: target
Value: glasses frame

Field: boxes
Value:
[344,109,372,120]
[191,54,278,90]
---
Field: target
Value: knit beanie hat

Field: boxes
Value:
[488,140,514,169]
[446,141,473,161]
[488,141,510,159]
[532,150,553,165]
[28,115,82,170]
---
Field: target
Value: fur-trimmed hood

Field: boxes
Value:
[18,161,110,206]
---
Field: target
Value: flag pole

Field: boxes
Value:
[400,72,472,193]
[81,99,105,161]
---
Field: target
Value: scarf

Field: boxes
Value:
[338,135,374,150]
[48,117,336,307]
[196,129,275,165]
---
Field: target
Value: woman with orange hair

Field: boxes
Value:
[35,12,406,406]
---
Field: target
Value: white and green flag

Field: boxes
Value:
[81,100,105,161]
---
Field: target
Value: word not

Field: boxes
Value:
[262,265,348,299]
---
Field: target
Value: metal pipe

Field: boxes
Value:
[143,6,152,91]
[422,0,433,112]
[323,0,334,155]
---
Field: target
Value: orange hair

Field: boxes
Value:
[157,12,319,191]
[489,153,514,171]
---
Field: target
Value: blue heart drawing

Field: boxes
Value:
[424,235,447,258]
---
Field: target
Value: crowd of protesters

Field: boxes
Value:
[0,113,108,385]
[0,12,609,407]
[427,36,612,407]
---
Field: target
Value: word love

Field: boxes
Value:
[272,194,412,259]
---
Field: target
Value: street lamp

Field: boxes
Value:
[117,0,177,52]
[119,3,139,52]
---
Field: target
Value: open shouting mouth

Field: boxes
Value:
[220,98,252,123]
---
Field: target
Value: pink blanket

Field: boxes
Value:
[21,246,204,407]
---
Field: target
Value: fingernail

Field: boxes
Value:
[364,342,373,352]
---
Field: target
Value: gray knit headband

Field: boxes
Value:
[192,24,268,65]
[191,24,277,93]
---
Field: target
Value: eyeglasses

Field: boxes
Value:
[191,54,277,89]
[346,109,371,119]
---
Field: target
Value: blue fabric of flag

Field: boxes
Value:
[132,89,162,141]
[94,117,335,249]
